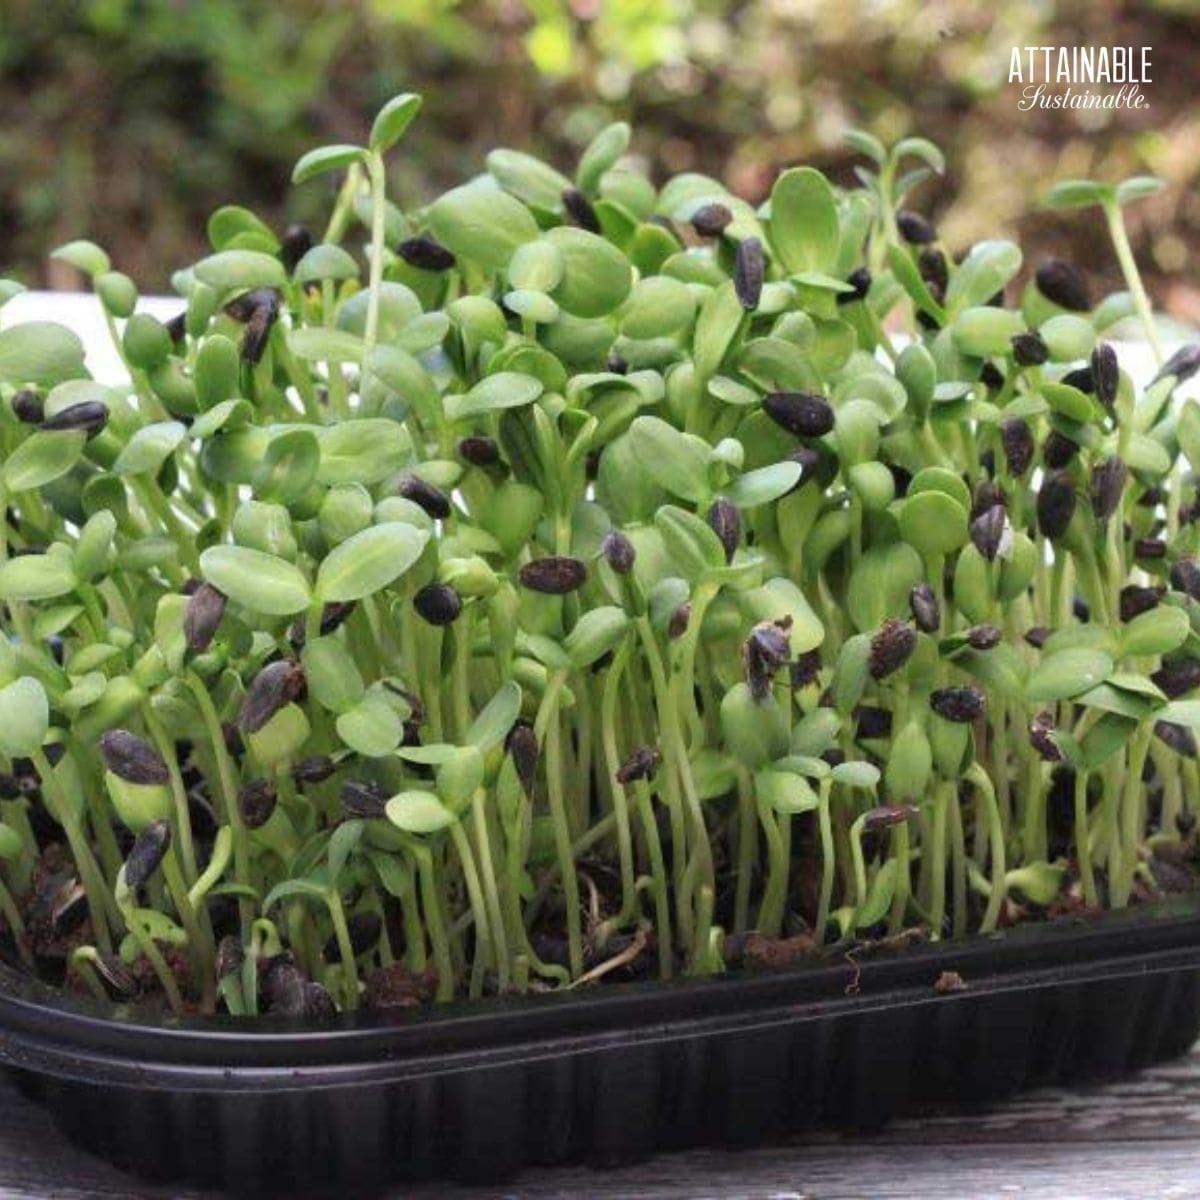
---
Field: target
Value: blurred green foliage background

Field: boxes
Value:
[1,0,1197,316]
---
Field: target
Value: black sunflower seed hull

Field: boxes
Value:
[99,730,170,786]
[184,583,227,653]
[1171,557,1200,602]
[909,582,940,633]
[507,722,539,797]
[518,556,587,594]
[1120,585,1162,622]
[969,504,1007,561]
[40,401,109,439]
[690,202,733,238]
[601,529,636,575]
[341,781,389,821]
[280,224,315,272]
[398,236,457,272]
[1090,455,1128,521]
[868,618,916,681]
[1011,331,1048,367]
[458,436,501,467]
[931,686,986,723]
[239,661,305,734]
[1036,258,1091,311]
[706,498,741,564]
[615,746,662,785]
[238,780,278,830]
[413,583,463,626]
[896,210,936,244]
[1037,472,1077,542]
[562,188,601,233]
[124,821,171,890]
[398,476,452,520]
[734,237,764,310]
[1091,343,1119,408]
[763,391,834,438]
[1000,418,1035,476]
[12,389,44,424]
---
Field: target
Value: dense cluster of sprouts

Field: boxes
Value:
[0,94,1197,1016]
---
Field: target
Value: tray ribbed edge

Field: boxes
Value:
[3,900,1200,1192]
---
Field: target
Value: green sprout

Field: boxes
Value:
[0,99,1195,1018]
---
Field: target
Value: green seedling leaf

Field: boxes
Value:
[370,93,422,153]
[1115,175,1165,206]
[756,767,818,815]
[113,421,186,477]
[1039,314,1096,362]
[848,541,924,633]
[577,122,631,194]
[509,240,565,292]
[564,606,629,669]
[437,746,485,813]
[628,416,709,504]
[898,490,968,558]
[945,240,1022,315]
[263,877,329,911]
[488,148,571,211]
[894,136,946,175]
[194,250,286,292]
[0,677,48,758]
[292,144,367,185]
[1042,180,1113,210]
[327,820,364,883]
[720,683,789,768]
[1042,381,1096,424]
[844,128,886,164]
[792,708,840,756]
[199,545,311,616]
[656,505,727,580]
[466,681,523,751]
[446,371,543,423]
[301,636,365,714]
[288,327,364,364]
[428,182,539,271]
[51,239,110,276]
[317,418,411,487]
[3,430,86,492]
[316,523,429,604]
[1025,647,1113,703]
[725,461,803,509]
[544,226,632,318]
[832,760,880,790]
[0,322,86,387]
[856,858,898,928]
[769,167,839,275]
[1081,712,1138,771]
[293,244,360,285]
[621,275,695,339]
[74,510,117,583]
[0,822,24,861]
[333,695,399,760]
[0,547,77,602]
[885,721,932,801]
[1121,605,1190,658]
[386,790,456,835]
[207,206,278,251]
[693,281,745,381]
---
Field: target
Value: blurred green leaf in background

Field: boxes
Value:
[1,1,1198,317]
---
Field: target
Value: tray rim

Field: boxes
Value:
[1,896,1199,1089]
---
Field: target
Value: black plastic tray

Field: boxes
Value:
[2,899,1200,1195]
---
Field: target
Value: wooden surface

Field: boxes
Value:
[1,1044,1199,1198]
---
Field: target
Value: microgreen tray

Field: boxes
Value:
[2,898,1198,1196]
